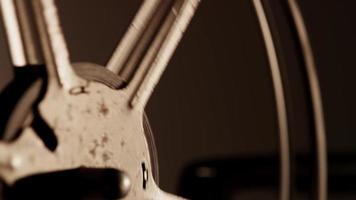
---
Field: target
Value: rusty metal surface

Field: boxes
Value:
[72,62,160,182]
[0,0,200,199]
[0,80,180,199]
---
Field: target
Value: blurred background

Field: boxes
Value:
[0,0,356,199]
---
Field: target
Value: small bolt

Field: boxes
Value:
[142,162,148,189]
[10,155,22,169]
[0,154,22,170]
[69,85,89,95]
[119,172,131,197]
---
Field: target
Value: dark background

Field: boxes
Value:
[0,0,355,198]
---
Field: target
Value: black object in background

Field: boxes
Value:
[179,154,356,200]
[179,157,280,200]
[3,168,129,200]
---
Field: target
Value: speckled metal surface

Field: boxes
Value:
[0,0,199,198]
[0,79,183,199]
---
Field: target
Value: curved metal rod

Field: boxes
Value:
[252,1,290,200]
[287,1,328,200]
